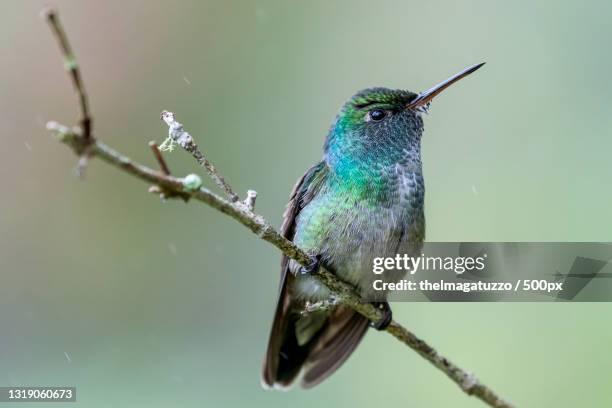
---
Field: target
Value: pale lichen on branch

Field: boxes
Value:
[42,9,514,408]
[160,110,240,202]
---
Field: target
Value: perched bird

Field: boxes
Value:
[262,63,485,389]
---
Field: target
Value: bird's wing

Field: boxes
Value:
[262,161,369,389]
[278,161,328,279]
[262,160,328,388]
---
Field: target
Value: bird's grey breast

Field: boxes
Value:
[327,163,425,297]
[292,156,425,300]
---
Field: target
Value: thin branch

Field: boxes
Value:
[74,152,90,178]
[149,141,171,175]
[146,141,190,201]
[160,110,240,202]
[43,10,514,408]
[42,7,92,140]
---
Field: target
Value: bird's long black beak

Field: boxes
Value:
[406,62,485,109]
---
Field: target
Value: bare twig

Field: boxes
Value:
[160,111,240,202]
[149,141,171,175]
[43,10,514,408]
[42,7,92,140]
[74,151,91,178]
[147,141,190,201]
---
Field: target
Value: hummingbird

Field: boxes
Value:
[262,62,485,389]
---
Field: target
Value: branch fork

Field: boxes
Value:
[147,141,191,201]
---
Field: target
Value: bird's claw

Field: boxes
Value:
[369,302,392,330]
[299,255,321,275]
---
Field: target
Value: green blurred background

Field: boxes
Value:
[2,1,612,407]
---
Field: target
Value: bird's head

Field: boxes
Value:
[324,63,484,171]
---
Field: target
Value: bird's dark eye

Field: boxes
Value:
[368,109,387,122]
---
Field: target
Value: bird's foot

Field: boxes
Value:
[299,254,321,275]
[369,302,392,331]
